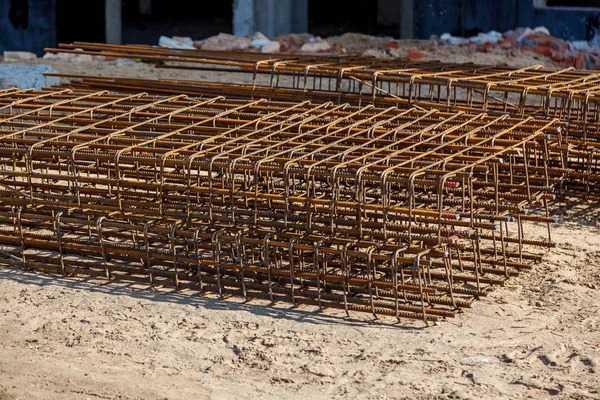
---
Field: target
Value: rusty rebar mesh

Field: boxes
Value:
[45,43,600,126]
[0,88,560,322]
[43,43,600,198]
[49,74,600,198]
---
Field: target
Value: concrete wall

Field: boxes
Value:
[414,0,520,38]
[412,0,599,40]
[523,5,598,40]
[0,0,56,55]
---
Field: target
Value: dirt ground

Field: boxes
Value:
[0,54,599,400]
[1,203,599,400]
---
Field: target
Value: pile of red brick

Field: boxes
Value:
[441,29,594,69]
[500,31,586,69]
[193,29,600,69]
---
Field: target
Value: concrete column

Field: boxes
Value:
[233,0,308,37]
[254,0,278,37]
[399,0,414,39]
[105,0,122,44]
[291,0,308,33]
[233,0,255,37]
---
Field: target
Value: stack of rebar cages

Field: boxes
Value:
[9,42,600,323]
[0,85,564,323]
[45,43,600,198]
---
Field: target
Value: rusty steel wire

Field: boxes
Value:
[49,73,600,198]
[45,44,600,192]
[0,88,560,323]
[46,42,600,192]
[45,43,600,127]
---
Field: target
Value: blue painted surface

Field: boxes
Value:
[528,7,595,40]
[0,63,59,89]
[414,0,600,41]
[0,0,56,56]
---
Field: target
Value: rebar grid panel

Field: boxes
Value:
[45,43,600,129]
[50,74,600,199]
[0,208,456,321]
[0,88,560,322]
[0,204,551,323]
[45,43,600,198]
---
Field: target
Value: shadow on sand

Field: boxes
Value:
[0,266,429,331]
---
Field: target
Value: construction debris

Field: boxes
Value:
[0,64,59,90]
[158,35,196,50]
[200,33,252,51]
[158,27,600,69]
[3,51,37,62]
[300,38,332,53]
[440,27,589,69]
[261,41,281,53]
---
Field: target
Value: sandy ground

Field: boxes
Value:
[0,54,598,399]
[0,204,599,400]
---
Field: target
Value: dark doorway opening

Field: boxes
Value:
[56,0,105,44]
[122,0,233,44]
[9,0,29,30]
[308,0,397,37]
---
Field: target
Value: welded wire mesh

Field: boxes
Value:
[46,43,600,127]
[0,88,560,322]
[45,44,600,197]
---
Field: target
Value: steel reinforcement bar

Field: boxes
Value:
[0,88,560,322]
[45,43,600,130]
[44,43,600,197]
[49,73,600,198]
